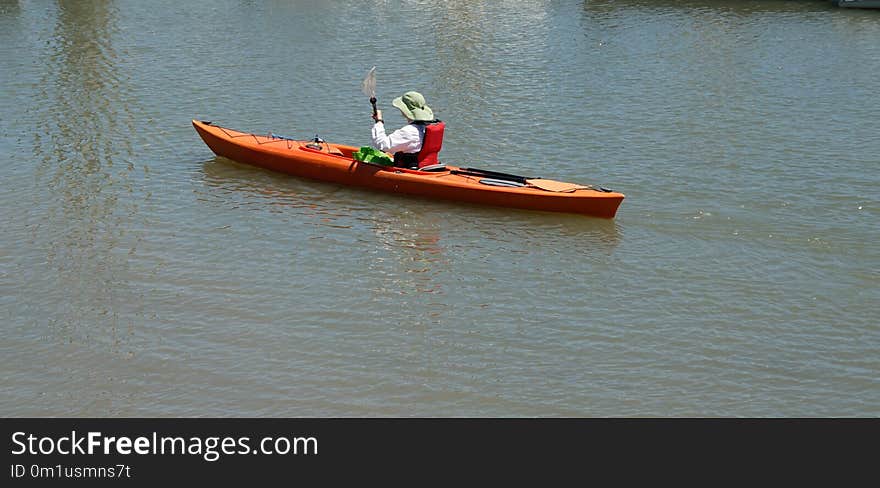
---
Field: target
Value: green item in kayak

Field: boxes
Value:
[352,146,393,166]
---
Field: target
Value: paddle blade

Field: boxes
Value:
[361,66,376,98]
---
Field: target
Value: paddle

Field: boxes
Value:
[451,167,534,184]
[451,167,613,192]
[361,66,378,121]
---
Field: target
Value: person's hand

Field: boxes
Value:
[372,110,383,123]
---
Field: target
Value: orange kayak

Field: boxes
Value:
[192,120,624,218]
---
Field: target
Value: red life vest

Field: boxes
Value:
[416,120,445,168]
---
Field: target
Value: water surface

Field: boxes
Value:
[1,0,877,416]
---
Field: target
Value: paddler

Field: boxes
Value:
[370,91,445,170]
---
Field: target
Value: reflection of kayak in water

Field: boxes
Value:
[192,120,624,218]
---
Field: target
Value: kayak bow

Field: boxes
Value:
[192,120,624,218]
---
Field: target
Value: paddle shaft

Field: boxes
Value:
[453,167,613,193]
[452,167,535,185]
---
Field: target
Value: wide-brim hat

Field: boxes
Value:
[392,91,434,122]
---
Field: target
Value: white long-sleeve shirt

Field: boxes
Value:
[371,122,424,154]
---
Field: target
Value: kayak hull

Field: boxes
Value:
[192,120,624,218]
